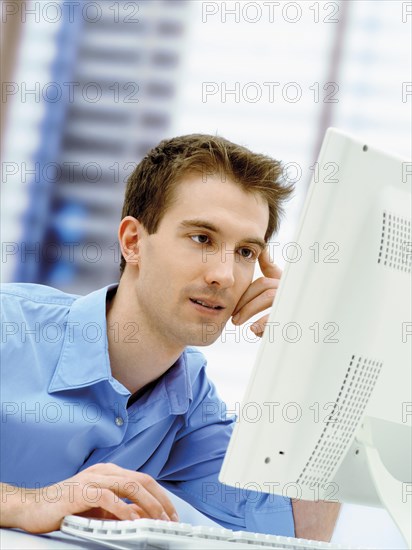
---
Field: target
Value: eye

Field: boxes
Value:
[191,234,210,244]
[238,247,257,261]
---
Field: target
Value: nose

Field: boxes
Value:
[203,252,236,288]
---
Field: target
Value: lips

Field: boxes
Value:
[190,298,225,310]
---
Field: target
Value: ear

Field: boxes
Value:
[118,216,145,269]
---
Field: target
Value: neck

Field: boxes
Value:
[106,274,184,394]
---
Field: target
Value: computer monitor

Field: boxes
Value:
[219,128,412,548]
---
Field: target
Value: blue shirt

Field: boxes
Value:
[0,283,294,536]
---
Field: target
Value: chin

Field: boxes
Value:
[179,320,227,347]
[180,325,224,347]
[185,331,224,347]
[188,339,216,348]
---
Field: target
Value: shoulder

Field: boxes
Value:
[0,283,78,306]
[0,283,79,324]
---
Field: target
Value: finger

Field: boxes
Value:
[133,474,178,521]
[233,288,276,325]
[83,466,178,522]
[75,506,144,520]
[91,504,146,520]
[232,278,279,322]
[91,489,140,520]
[115,477,173,521]
[82,475,174,521]
[75,509,118,520]
[84,489,141,521]
[250,314,270,338]
[233,277,279,318]
[258,247,282,280]
[232,250,281,319]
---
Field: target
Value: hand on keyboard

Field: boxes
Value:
[1,463,178,534]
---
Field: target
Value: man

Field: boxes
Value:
[0,135,340,538]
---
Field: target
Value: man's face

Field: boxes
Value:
[133,173,269,347]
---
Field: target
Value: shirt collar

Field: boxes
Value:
[159,351,193,414]
[48,284,193,414]
[48,284,119,393]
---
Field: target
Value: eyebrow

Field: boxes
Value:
[179,219,267,251]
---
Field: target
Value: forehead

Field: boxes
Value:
[161,173,269,239]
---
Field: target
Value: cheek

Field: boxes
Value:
[233,266,255,300]
[236,261,255,286]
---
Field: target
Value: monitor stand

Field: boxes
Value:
[357,418,411,550]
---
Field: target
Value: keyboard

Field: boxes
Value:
[61,515,366,550]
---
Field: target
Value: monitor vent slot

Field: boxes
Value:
[378,212,411,273]
[297,355,382,488]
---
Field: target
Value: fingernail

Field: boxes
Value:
[171,513,179,522]
[130,512,139,520]
[251,324,259,333]
[232,313,240,323]
[161,512,170,521]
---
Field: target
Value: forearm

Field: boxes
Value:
[0,483,27,528]
[292,499,341,542]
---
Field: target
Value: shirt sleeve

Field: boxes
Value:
[157,367,295,536]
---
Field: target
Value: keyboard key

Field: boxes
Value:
[191,525,234,540]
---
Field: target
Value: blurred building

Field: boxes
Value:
[2,0,189,293]
[2,1,410,295]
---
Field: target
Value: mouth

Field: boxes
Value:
[189,298,225,311]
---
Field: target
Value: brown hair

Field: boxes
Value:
[120,134,293,274]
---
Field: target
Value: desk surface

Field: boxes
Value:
[0,528,102,549]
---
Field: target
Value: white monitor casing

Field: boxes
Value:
[219,128,412,547]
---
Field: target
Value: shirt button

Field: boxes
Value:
[115,416,124,427]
